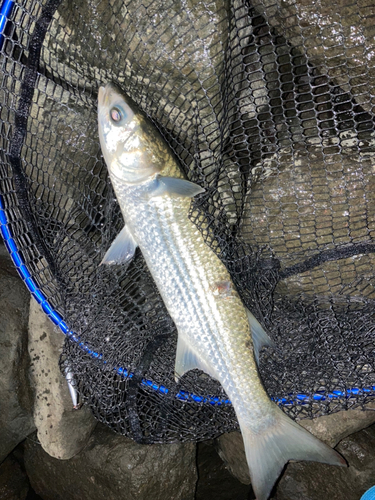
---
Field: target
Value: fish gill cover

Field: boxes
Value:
[0,0,375,443]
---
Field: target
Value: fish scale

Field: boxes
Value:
[98,83,345,500]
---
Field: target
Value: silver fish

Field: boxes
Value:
[65,365,81,410]
[98,83,345,500]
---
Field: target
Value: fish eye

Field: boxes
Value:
[110,106,126,125]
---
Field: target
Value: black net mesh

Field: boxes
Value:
[1,0,375,443]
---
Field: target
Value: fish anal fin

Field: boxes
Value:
[246,308,275,364]
[100,224,137,265]
[239,409,346,500]
[174,335,216,382]
[150,176,205,199]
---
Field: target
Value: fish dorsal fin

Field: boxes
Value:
[174,334,217,383]
[100,224,138,265]
[150,176,205,199]
[246,309,275,365]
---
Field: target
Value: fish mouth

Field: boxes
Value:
[98,86,106,107]
[98,82,123,106]
[98,83,119,110]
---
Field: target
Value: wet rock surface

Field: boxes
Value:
[300,403,375,448]
[215,431,250,485]
[5,424,375,500]
[0,245,35,463]
[24,423,197,500]
[196,440,254,500]
[28,298,97,460]
[0,453,29,500]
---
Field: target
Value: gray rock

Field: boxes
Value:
[215,403,375,484]
[196,440,252,500]
[272,422,375,500]
[24,423,197,500]
[0,244,35,464]
[0,453,30,500]
[215,431,250,485]
[299,402,375,448]
[28,298,97,460]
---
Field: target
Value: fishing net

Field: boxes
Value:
[1,0,375,443]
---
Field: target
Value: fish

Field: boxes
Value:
[97,83,345,500]
[65,365,81,410]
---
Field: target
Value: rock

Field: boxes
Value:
[215,403,375,484]
[196,440,253,500]
[299,402,375,448]
[28,298,97,460]
[272,422,375,500]
[24,423,197,500]
[215,432,250,485]
[0,453,29,500]
[0,244,35,463]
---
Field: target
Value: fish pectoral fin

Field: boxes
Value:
[100,224,138,265]
[246,309,275,365]
[174,335,216,383]
[150,176,205,199]
[239,409,345,500]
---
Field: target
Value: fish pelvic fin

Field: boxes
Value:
[239,407,346,500]
[174,334,217,383]
[100,224,137,265]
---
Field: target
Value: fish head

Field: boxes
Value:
[98,83,171,184]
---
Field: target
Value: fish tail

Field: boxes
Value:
[239,407,346,500]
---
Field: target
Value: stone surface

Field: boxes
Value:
[215,432,250,485]
[299,402,375,448]
[196,440,253,500]
[0,453,30,500]
[24,423,197,500]
[28,297,97,460]
[0,243,35,463]
[215,403,375,484]
[272,423,375,500]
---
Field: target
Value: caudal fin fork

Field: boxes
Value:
[239,408,346,500]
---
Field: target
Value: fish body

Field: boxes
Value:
[98,83,345,500]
